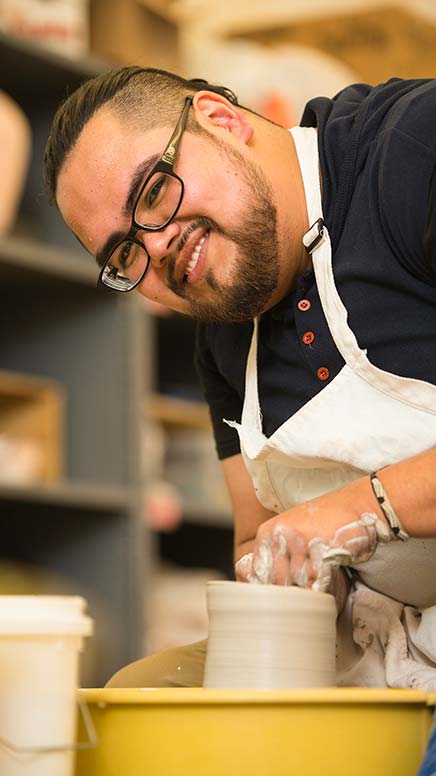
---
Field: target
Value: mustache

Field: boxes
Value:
[167,217,224,294]
[177,216,223,253]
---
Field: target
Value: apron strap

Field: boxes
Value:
[241,317,264,432]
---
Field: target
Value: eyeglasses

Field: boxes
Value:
[98,96,193,292]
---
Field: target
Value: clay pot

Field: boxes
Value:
[0,90,31,235]
[204,580,336,689]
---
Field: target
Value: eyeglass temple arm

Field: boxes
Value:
[161,96,193,166]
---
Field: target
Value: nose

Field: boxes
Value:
[140,221,181,268]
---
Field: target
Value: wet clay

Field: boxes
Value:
[204,580,336,689]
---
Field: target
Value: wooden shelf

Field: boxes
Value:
[148,395,233,528]
[0,369,64,484]
[0,480,132,512]
[183,501,233,528]
[0,30,106,103]
[136,0,186,23]
[149,393,211,430]
[0,28,146,688]
[0,235,98,285]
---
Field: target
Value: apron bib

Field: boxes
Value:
[225,126,436,688]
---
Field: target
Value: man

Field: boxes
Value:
[44,67,436,690]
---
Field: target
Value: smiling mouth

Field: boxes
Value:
[182,230,209,282]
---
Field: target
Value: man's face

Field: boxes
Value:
[57,103,281,323]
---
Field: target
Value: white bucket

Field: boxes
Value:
[0,595,93,776]
[204,581,336,689]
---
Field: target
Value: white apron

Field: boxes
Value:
[226,126,436,689]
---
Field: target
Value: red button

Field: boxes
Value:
[298,299,311,311]
[302,331,315,345]
[317,367,330,381]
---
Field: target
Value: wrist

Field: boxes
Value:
[339,471,408,542]
[339,475,390,528]
[369,470,409,541]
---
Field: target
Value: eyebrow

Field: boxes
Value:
[95,228,128,268]
[94,153,161,268]
[123,154,160,216]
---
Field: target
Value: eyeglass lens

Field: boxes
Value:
[103,172,183,290]
[107,240,148,288]
[135,171,183,228]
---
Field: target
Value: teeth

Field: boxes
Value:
[185,235,206,277]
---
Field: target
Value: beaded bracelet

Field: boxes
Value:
[369,472,409,541]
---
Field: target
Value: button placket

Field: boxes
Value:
[296,288,331,383]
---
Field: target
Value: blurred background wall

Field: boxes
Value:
[89,0,436,123]
[3,0,436,123]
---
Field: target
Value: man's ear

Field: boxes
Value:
[192,91,254,144]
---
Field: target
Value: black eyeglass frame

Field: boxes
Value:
[98,95,193,292]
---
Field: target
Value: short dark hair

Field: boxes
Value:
[43,66,240,204]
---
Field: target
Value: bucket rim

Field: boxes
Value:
[78,687,431,707]
[0,595,93,636]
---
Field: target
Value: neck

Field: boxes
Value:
[257,121,311,308]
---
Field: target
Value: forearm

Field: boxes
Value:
[342,448,436,538]
[233,448,436,597]
[221,453,276,566]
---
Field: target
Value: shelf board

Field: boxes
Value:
[149,394,211,430]
[0,30,107,103]
[0,235,99,288]
[136,0,187,23]
[0,480,132,512]
[186,0,381,36]
[182,501,233,528]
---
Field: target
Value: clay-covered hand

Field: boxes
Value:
[235,489,392,594]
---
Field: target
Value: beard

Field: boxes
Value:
[167,145,280,324]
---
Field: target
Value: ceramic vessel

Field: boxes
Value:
[0,90,31,235]
[204,580,336,689]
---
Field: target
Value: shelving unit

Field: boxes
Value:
[0,481,132,511]
[149,393,210,430]
[148,393,232,527]
[90,0,180,72]
[0,22,236,682]
[0,32,152,687]
[0,234,96,282]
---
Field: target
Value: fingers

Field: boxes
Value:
[269,530,291,585]
[235,513,385,592]
[235,549,289,585]
[308,538,333,592]
[249,524,310,587]
[330,519,378,563]
[290,552,315,588]
[235,552,254,582]
[249,525,288,585]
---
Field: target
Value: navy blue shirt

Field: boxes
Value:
[195,78,436,460]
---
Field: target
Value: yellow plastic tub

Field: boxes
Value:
[76,687,435,776]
